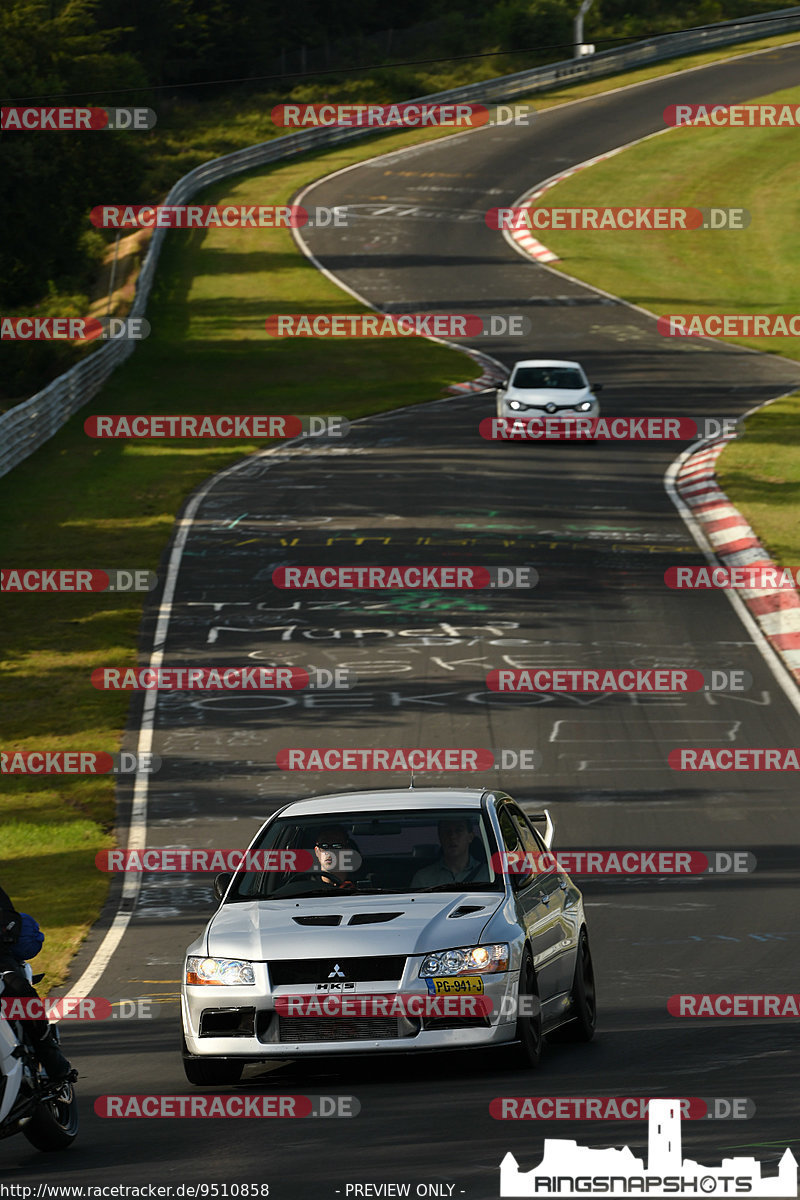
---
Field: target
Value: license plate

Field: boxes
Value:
[426,976,484,995]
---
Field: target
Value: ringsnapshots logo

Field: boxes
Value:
[1,107,156,131]
[499,1098,797,1197]
[265,314,530,338]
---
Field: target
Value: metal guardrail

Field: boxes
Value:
[3,7,799,478]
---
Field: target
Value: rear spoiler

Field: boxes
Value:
[527,809,555,850]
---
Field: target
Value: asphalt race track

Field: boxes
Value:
[9,43,800,1199]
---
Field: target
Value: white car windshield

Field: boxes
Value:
[226,809,504,899]
[511,367,585,389]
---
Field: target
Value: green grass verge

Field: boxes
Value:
[3,32,798,990]
[716,394,800,565]
[522,79,800,573]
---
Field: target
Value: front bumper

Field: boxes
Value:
[182,963,519,1059]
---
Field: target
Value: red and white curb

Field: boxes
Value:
[505,149,625,265]
[447,349,507,395]
[674,436,800,687]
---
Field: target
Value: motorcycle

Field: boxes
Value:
[0,963,78,1151]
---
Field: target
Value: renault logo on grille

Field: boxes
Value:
[545,402,557,414]
[328,963,346,978]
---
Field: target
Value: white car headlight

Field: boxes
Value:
[185,956,255,986]
[577,400,593,411]
[419,944,509,977]
[509,400,522,410]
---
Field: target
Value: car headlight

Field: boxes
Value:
[185,956,255,986]
[419,944,509,977]
[508,400,522,410]
[577,400,593,411]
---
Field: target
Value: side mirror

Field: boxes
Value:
[213,872,232,903]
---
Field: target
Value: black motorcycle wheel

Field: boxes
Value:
[22,1080,79,1151]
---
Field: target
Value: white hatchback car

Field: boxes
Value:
[181,788,596,1084]
[496,359,602,420]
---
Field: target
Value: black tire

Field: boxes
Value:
[556,928,596,1043]
[507,948,542,1069]
[22,1081,79,1151]
[182,1037,244,1086]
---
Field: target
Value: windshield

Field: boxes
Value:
[226,808,504,900]
[510,366,585,390]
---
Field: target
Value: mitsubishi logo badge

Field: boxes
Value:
[328,963,346,978]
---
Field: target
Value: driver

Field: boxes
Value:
[312,826,363,890]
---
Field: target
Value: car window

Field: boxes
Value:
[226,809,504,900]
[510,367,585,390]
[498,805,535,887]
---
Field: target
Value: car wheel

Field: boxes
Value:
[182,1036,244,1086]
[508,948,542,1069]
[555,928,596,1043]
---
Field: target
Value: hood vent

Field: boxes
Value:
[348,912,403,926]
[292,915,342,926]
[449,905,485,918]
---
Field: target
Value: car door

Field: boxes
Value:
[497,803,563,1006]
[507,805,575,1000]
